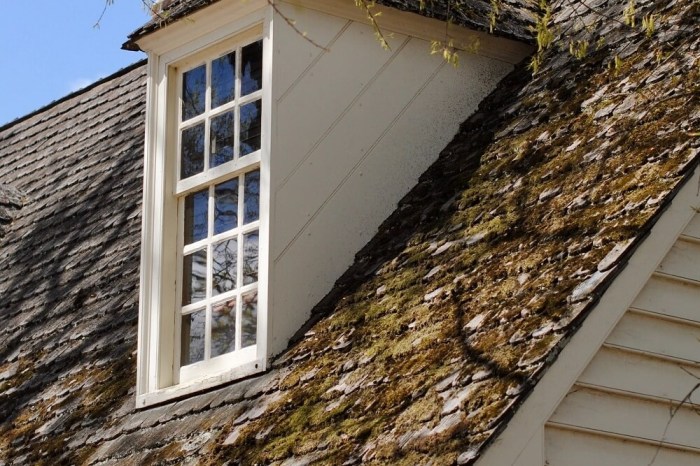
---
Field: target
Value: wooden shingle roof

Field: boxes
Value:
[0,184,23,239]
[2,0,699,464]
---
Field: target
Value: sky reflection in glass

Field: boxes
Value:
[211,52,235,109]
[182,65,206,121]
[244,170,260,224]
[184,189,208,244]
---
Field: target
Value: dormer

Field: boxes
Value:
[129,0,531,407]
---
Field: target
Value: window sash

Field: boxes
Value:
[174,37,263,383]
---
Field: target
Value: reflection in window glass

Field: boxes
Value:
[181,309,206,366]
[211,299,237,358]
[243,232,258,285]
[213,239,237,296]
[178,41,264,373]
[181,123,205,179]
[241,41,263,96]
[242,292,257,348]
[182,65,206,121]
[211,52,236,109]
[244,170,260,224]
[210,111,234,168]
[240,100,262,156]
[182,249,207,305]
[184,189,208,245]
[214,178,238,234]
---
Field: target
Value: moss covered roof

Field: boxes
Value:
[2,0,700,465]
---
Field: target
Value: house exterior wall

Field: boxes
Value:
[267,2,514,355]
[545,212,700,465]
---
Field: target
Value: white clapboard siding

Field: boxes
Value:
[656,238,700,282]
[549,387,700,450]
[577,346,700,405]
[631,275,700,323]
[605,310,700,364]
[546,212,700,465]
[682,213,700,240]
[546,427,700,466]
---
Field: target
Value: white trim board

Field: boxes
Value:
[135,0,532,65]
[477,165,700,466]
[280,0,532,64]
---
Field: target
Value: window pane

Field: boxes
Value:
[242,292,257,348]
[214,178,238,234]
[184,189,208,245]
[241,40,263,96]
[212,239,237,295]
[243,232,258,285]
[212,52,236,109]
[210,110,234,168]
[240,100,262,156]
[244,170,260,224]
[182,65,206,121]
[181,309,206,366]
[211,299,236,358]
[182,249,207,305]
[181,123,205,179]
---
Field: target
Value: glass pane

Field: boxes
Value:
[241,40,263,96]
[181,123,205,179]
[212,52,236,109]
[212,239,237,296]
[184,188,208,245]
[214,178,238,235]
[210,111,234,168]
[211,298,237,358]
[240,100,262,156]
[181,309,206,366]
[243,231,258,285]
[182,249,207,306]
[242,292,257,348]
[244,170,260,224]
[182,65,206,121]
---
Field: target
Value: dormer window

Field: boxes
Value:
[133,0,528,408]
[175,39,263,383]
[136,18,270,406]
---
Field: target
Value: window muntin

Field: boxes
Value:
[177,40,263,184]
[176,38,263,381]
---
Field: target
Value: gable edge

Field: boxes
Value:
[477,165,700,466]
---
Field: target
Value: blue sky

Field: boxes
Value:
[0,1,150,126]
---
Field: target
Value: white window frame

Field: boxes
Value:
[136,8,272,408]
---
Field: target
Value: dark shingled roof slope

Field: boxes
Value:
[0,183,24,238]
[0,61,146,465]
[2,0,700,465]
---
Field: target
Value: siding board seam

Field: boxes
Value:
[276,20,352,104]
[275,39,448,264]
[651,270,700,287]
[627,306,700,327]
[545,423,700,455]
[573,381,700,408]
[678,233,700,245]
[276,35,411,192]
[602,342,700,367]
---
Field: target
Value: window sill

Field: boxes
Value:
[135,356,265,409]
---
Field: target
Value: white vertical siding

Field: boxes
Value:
[266,3,515,355]
[545,212,700,465]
